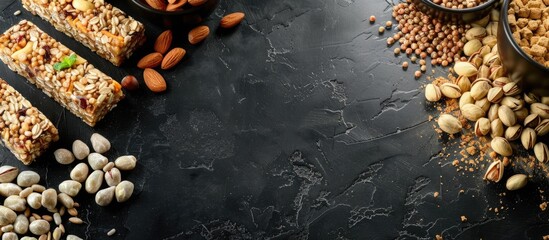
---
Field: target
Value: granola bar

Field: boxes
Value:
[22,0,146,66]
[0,20,125,127]
[0,78,59,165]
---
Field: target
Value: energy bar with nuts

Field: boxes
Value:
[22,0,146,66]
[0,20,125,127]
[0,78,59,165]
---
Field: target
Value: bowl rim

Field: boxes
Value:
[418,0,498,13]
[500,0,549,72]
[130,0,210,15]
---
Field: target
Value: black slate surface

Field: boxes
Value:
[0,0,549,239]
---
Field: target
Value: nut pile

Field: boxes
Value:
[431,0,488,9]
[131,12,245,93]
[508,0,549,67]
[426,9,548,191]
[54,133,136,207]
[0,165,86,240]
[387,0,471,78]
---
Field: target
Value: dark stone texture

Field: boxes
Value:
[0,0,547,239]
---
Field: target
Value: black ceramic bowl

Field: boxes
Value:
[128,0,219,27]
[411,0,498,24]
[498,0,549,96]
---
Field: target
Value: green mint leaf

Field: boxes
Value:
[66,54,77,65]
[53,54,77,71]
[53,62,68,71]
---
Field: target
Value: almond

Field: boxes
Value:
[161,48,186,70]
[188,26,210,45]
[145,0,166,10]
[154,30,173,54]
[137,52,163,69]
[220,12,245,29]
[167,0,187,11]
[143,69,167,93]
[188,0,207,6]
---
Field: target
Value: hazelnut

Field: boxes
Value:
[121,75,139,91]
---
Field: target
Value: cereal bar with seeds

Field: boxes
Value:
[0,20,125,127]
[22,0,146,66]
[0,78,59,165]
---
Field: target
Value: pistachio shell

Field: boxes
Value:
[461,103,485,121]
[0,166,18,183]
[465,27,487,40]
[440,83,462,99]
[498,105,516,127]
[483,160,503,182]
[464,39,482,56]
[470,81,491,100]
[524,92,540,104]
[503,82,521,96]
[475,118,491,136]
[531,103,549,119]
[501,97,524,111]
[454,61,478,77]
[534,142,549,163]
[438,114,462,134]
[459,92,475,108]
[456,76,471,92]
[525,114,541,128]
[488,104,499,121]
[514,107,529,122]
[475,98,491,113]
[493,77,511,88]
[535,119,549,136]
[425,84,441,102]
[521,128,536,150]
[506,174,527,191]
[491,136,512,156]
[487,87,503,103]
[505,125,522,141]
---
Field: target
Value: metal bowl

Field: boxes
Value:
[497,0,549,96]
[411,0,499,24]
[128,0,219,27]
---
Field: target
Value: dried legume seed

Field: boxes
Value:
[85,170,104,194]
[58,180,81,197]
[17,171,40,187]
[91,133,111,154]
[14,214,29,235]
[29,219,49,235]
[54,148,75,165]
[88,152,108,170]
[70,163,89,183]
[72,140,90,160]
